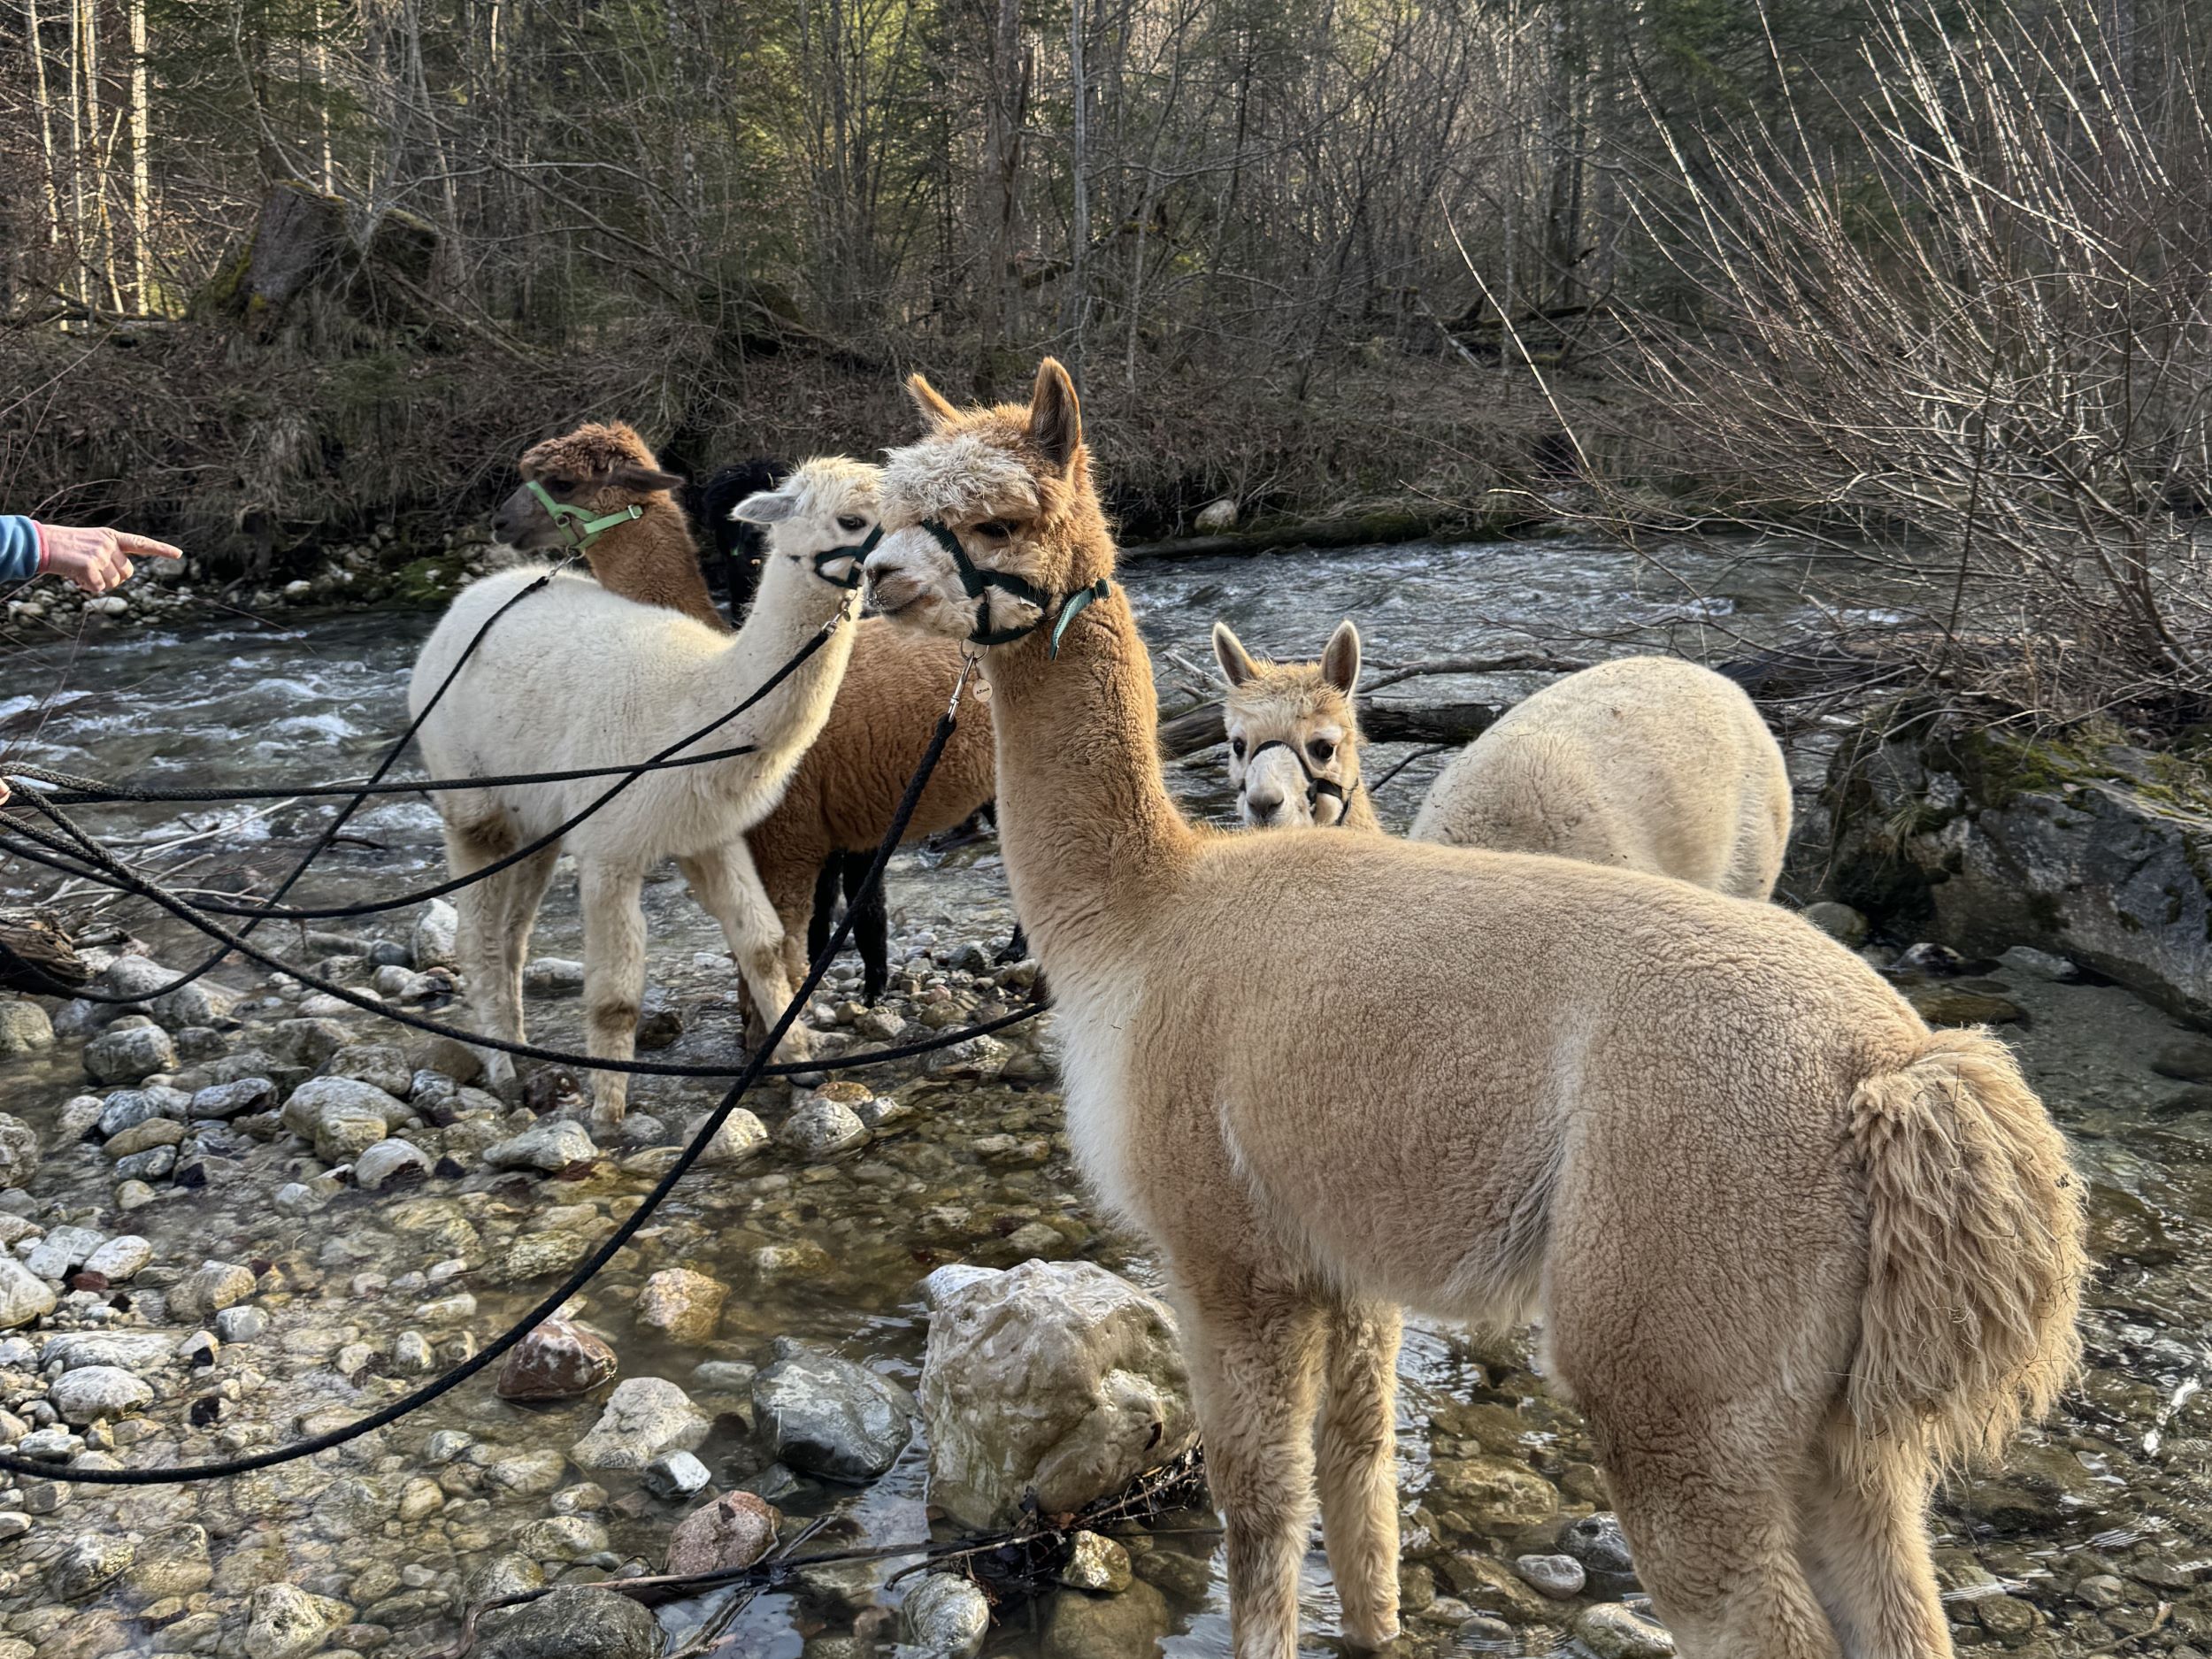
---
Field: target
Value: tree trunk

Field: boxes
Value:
[27,0,64,270]
[127,0,150,309]
[1060,0,1090,367]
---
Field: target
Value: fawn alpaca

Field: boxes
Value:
[410,459,878,1125]
[1211,620,1379,831]
[863,360,2085,1659]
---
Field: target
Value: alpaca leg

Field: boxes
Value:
[806,855,843,965]
[576,860,648,1132]
[1316,1300,1402,1649]
[679,841,816,1064]
[1797,1425,1948,1659]
[1587,1404,1841,1659]
[841,850,889,1002]
[1176,1271,1327,1659]
[444,821,554,1097]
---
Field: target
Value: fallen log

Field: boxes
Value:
[1160,697,1502,760]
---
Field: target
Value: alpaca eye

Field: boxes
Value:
[1230,737,1246,759]
[974,519,1015,541]
[1310,739,1336,763]
[837,514,867,532]
[545,478,574,497]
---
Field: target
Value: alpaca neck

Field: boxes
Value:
[985,588,1195,973]
[682,553,858,758]
[1340,768,1384,833]
[585,500,728,634]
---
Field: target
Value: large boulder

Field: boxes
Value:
[478,1584,661,1659]
[919,1260,1196,1529]
[752,1342,915,1481]
[1816,715,2212,1022]
[571,1377,709,1471]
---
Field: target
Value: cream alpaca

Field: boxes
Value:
[408,459,878,1125]
[863,361,2085,1659]
[1411,653,1792,897]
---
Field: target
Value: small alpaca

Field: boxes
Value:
[861,360,2085,1659]
[1211,619,1379,831]
[489,421,729,632]
[411,458,879,1126]
[1410,654,1793,898]
[691,458,790,618]
[577,463,1001,1008]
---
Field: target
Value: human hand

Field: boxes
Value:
[36,523,184,595]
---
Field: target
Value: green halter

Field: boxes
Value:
[525,480,644,551]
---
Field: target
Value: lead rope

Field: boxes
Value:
[0,657,980,1486]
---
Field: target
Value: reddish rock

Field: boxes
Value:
[666,1491,778,1575]
[495,1318,618,1402]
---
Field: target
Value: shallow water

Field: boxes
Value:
[0,534,2204,1659]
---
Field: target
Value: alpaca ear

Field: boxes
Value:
[1027,358,1081,472]
[1321,619,1362,695]
[610,465,685,494]
[907,373,961,428]
[732,487,797,525]
[1212,621,1258,688]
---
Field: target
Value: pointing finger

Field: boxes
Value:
[114,533,183,561]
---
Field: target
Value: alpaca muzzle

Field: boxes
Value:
[1246,738,1358,828]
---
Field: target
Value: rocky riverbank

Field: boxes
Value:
[0,885,2207,1658]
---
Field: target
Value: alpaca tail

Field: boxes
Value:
[1841,1027,2087,1481]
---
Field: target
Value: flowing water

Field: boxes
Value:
[0,533,2204,1659]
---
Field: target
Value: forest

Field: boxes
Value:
[0,0,2208,719]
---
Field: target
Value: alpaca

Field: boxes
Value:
[1409,654,1793,898]
[692,458,791,619]
[489,421,730,632]
[410,457,879,1126]
[861,361,2085,1659]
[1211,620,1379,831]
[577,471,1001,1008]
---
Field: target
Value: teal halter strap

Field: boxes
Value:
[918,517,1110,657]
[525,479,645,552]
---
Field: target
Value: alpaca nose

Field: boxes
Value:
[1245,786,1285,822]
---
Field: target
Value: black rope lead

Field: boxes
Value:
[0,663,976,1486]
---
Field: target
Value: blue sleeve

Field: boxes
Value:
[0,518,40,582]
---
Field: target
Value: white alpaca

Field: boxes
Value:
[408,458,879,1125]
[1408,654,1792,897]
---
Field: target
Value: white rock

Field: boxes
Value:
[242,1583,351,1659]
[571,1377,710,1471]
[81,1234,151,1284]
[684,1108,769,1166]
[776,1098,868,1159]
[485,1118,597,1172]
[1194,497,1240,532]
[22,1225,104,1281]
[354,1139,432,1191]
[0,1257,57,1330]
[902,1572,991,1657]
[920,1259,1195,1529]
[918,1263,1002,1308]
[47,1363,154,1424]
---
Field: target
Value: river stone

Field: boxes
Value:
[270,1017,349,1070]
[572,1377,709,1471]
[412,900,459,970]
[636,1268,727,1345]
[354,1138,432,1190]
[188,1076,277,1119]
[322,1041,412,1098]
[465,1553,545,1605]
[282,1073,408,1141]
[115,1143,177,1181]
[0,1257,58,1329]
[642,1449,712,1499]
[753,1344,915,1481]
[685,1108,768,1166]
[0,999,52,1058]
[1515,1552,1586,1598]
[1904,984,2025,1027]
[47,1364,153,1423]
[1059,1530,1133,1593]
[1800,900,1869,947]
[123,1523,212,1598]
[24,1225,104,1279]
[170,1259,257,1322]
[149,976,226,1031]
[41,1331,173,1371]
[1431,1454,1562,1531]
[103,1113,185,1158]
[2152,1037,2212,1082]
[1999,944,2079,982]
[84,1022,176,1084]
[637,987,684,1048]
[486,1118,597,1172]
[484,1448,570,1497]
[512,1513,610,1560]
[1576,1602,1677,1657]
[776,1098,869,1158]
[497,1318,618,1401]
[1041,1571,1170,1659]
[523,957,586,995]
[49,1535,134,1601]
[0,1115,36,1188]
[902,1572,991,1658]
[488,1229,592,1284]
[478,1584,661,1659]
[96,1086,187,1138]
[665,1491,778,1574]
[243,1583,353,1659]
[920,1259,1195,1529]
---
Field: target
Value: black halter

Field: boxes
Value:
[919,519,1110,655]
[808,524,880,589]
[1247,738,1360,827]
